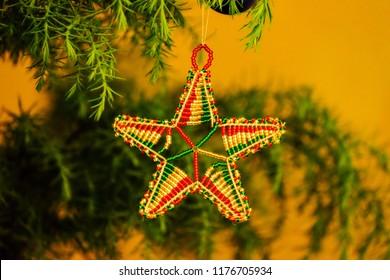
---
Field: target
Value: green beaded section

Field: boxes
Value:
[196,124,218,149]
[166,148,194,162]
[212,166,242,207]
[226,134,267,156]
[164,124,218,162]
[200,86,212,122]
[211,162,227,168]
[123,130,161,149]
[151,163,175,203]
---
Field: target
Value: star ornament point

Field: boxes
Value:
[113,44,286,223]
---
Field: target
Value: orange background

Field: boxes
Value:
[1,0,389,259]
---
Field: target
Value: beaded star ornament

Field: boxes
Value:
[113,44,286,223]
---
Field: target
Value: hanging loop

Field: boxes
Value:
[191,44,213,70]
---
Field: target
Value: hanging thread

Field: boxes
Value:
[201,4,210,45]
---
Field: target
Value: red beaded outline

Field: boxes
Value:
[191,44,214,70]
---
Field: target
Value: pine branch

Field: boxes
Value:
[242,0,272,49]
[1,0,272,119]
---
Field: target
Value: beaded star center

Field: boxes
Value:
[113,45,285,223]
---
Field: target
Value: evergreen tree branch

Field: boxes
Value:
[1,0,272,119]
[242,0,272,49]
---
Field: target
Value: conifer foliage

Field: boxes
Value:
[0,0,271,119]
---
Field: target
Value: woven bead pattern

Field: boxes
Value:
[113,44,286,223]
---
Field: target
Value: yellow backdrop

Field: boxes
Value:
[1,0,389,259]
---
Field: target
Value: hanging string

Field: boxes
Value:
[201,3,210,45]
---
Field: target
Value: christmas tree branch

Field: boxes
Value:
[242,0,272,49]
[0,0,272,119]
